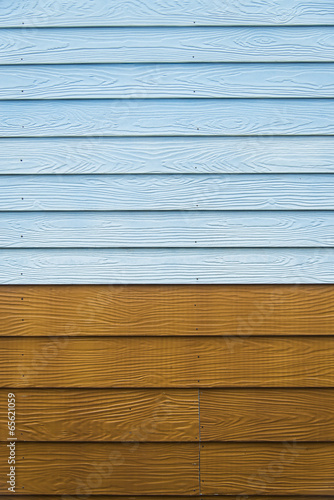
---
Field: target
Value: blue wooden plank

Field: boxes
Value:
[1,27,334,64]
[2,0,334,26]
[1,63,334,99]
[1,211,333,248]
[1,3,333,287]
[1,137,334,174]
[1,248,333,284]
[1,99,334,137]
[1,174,333,211]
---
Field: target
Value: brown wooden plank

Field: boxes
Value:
[197,336,334,387]
[2,496,330,500]
[201,442,334,495]
[0,388,198,441]
[0,442,198,495]
[1,336,334,387]
[1,284,334,336]
[0,337,198,387]
[200,389,334,441]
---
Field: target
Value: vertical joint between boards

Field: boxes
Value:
[198,387,201,495]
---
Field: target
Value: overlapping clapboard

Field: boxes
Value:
[1,0,334,283]
[1,285,334,497]
[1,3,334,499]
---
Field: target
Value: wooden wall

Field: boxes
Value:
[1,284,334,497]
[0,1,334,283]
[1,1,334,498]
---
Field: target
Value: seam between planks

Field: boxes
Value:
[198,388,202,495]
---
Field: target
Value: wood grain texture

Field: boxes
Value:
[2,211,334,248]
[0,388,198,441]
[0,337,200,388]
[200,389,334,441]
[2,28,334,63]
[2,497,328,500]
[2,136,334,174]
[1,248,334,284]
[1,284,334,337]
[2,63,334,99]
[2,0,334,26]
[2,174,334,211]
[9,390,327,443]
[196,337,334,387]
[1,336,334,387]
[0,498,332,500]
[0,442,199,495]
[2,99,334,136]
[201,442,334,495]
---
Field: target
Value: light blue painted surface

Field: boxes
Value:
[2,0,334,26]
[1,211,333,248]
[1,137,334,174]
[0,174,334,211]
[1,5,334,284]
[2,99,334,137]
[2,63,334,99]
[1,249,334,284]
[1,27,334,64]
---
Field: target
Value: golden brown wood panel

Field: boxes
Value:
[0,442,199,495]
[196,336,334,387]
[0,337,198,387]
[0,388,199,441]
[1,336,334,387]
[1,284,334,336]
[201,442,334,495]
[200,389,334,441]
[5,495,328,500]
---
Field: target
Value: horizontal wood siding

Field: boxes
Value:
[2,3,334,497]
[1,248,334,284]
[2,63,334,99]
[201,442,334,495]
[1,498,333,500]
[1,174,334,210]
[1,136,334,174]
[0,442,199,495]
[2,99,334,136]
[0,389,199,442]
[2,211,334,248]
[2,0,334,26]
[1,285,333,336]
[2,28,334,63]
[200,389,334,441]
[1,5,333,285]
[2,283,334,495]
[1,388,333,442]
[2,336,334,387]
